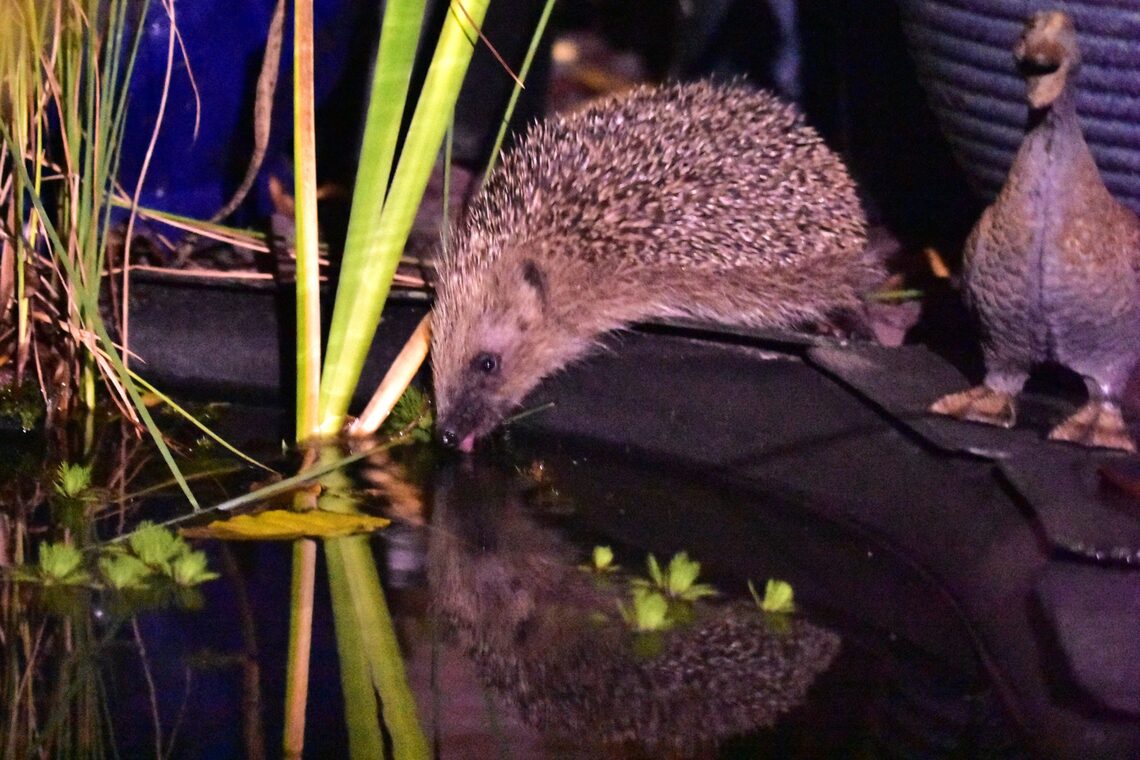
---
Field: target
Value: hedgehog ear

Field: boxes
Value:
[520,259,548,310]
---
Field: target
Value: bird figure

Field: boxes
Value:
[930,10,1140,452]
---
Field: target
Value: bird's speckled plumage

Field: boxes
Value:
[432,81,877,448]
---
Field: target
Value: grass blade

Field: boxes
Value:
[283,538,317,759]
[0,119,200,509]
[318,0,492,435]
[327,535,430,760]
[127,371,276,473]
[293,0,321,438]
[326,539,387,759]
[483,0,557,182]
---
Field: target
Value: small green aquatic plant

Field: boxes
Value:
[616,551,720,634]
[169,548,219,587]
[634,551,718,602]
[619,587,673,633]
[98,553,151,590]
[750,578,796,614]
[0,382,43,431]
[128,521,190,575]
[581,545,619,574]
[12,523,218,590]
[50,460,105,531]
[54,462,93,499]
[34,542,91,586]
[127,521,219,587]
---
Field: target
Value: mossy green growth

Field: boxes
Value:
[380,385,434,442]
[0,381,44,432]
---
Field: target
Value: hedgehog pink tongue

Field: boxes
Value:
[459,434,476,453]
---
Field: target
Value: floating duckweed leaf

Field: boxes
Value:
[38,543,89,586]
[99,554,152,590]
[182,510,391,540]
[620,588,672,632]
[130,521,189,574]
[752,578,796,614]
[170,550,221,587]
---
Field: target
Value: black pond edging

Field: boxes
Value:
[127,271,430,406]
[510,327,1140,759]
[128,274,1140,759]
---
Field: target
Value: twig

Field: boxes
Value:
[451,0,523,88]
[121,0,181,369]
[348,313,432,436]
[131,618,165,759]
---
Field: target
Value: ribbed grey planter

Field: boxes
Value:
[898,1,1140,212]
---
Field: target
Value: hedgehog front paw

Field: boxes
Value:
[929,385,1017,428]
[1048,401,1136,452]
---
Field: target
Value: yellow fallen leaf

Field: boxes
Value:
[181,510,391,540]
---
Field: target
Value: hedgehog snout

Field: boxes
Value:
[438,427,478,453]
[436,387,504,452]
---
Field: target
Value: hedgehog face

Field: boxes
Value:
[433,253,570,451]
[434,320,527,451]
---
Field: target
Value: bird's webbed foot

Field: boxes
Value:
[1048,401,1136,452]
[929,385,1017,428]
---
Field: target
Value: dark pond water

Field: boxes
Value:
[0,409,1031,759]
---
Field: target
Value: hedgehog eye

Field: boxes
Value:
[473,352,501,375]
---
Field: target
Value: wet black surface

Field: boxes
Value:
[62,433,1030,759]
[127,273,430,408]
[429,448,1026,757]
[126,279,1140,756]
[510,323,1140,759]
[807,341,1140,565]
[1035,564,1140,717]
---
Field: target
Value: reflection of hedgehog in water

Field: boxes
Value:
[432,82,879,450]
[429,461,841,754]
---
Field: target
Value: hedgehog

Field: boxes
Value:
[432,81,879,450]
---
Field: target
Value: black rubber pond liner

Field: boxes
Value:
[126,270,431,406]
[127,274,1140,759]
[491,432,1012,754]
[509,328,1140,759]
